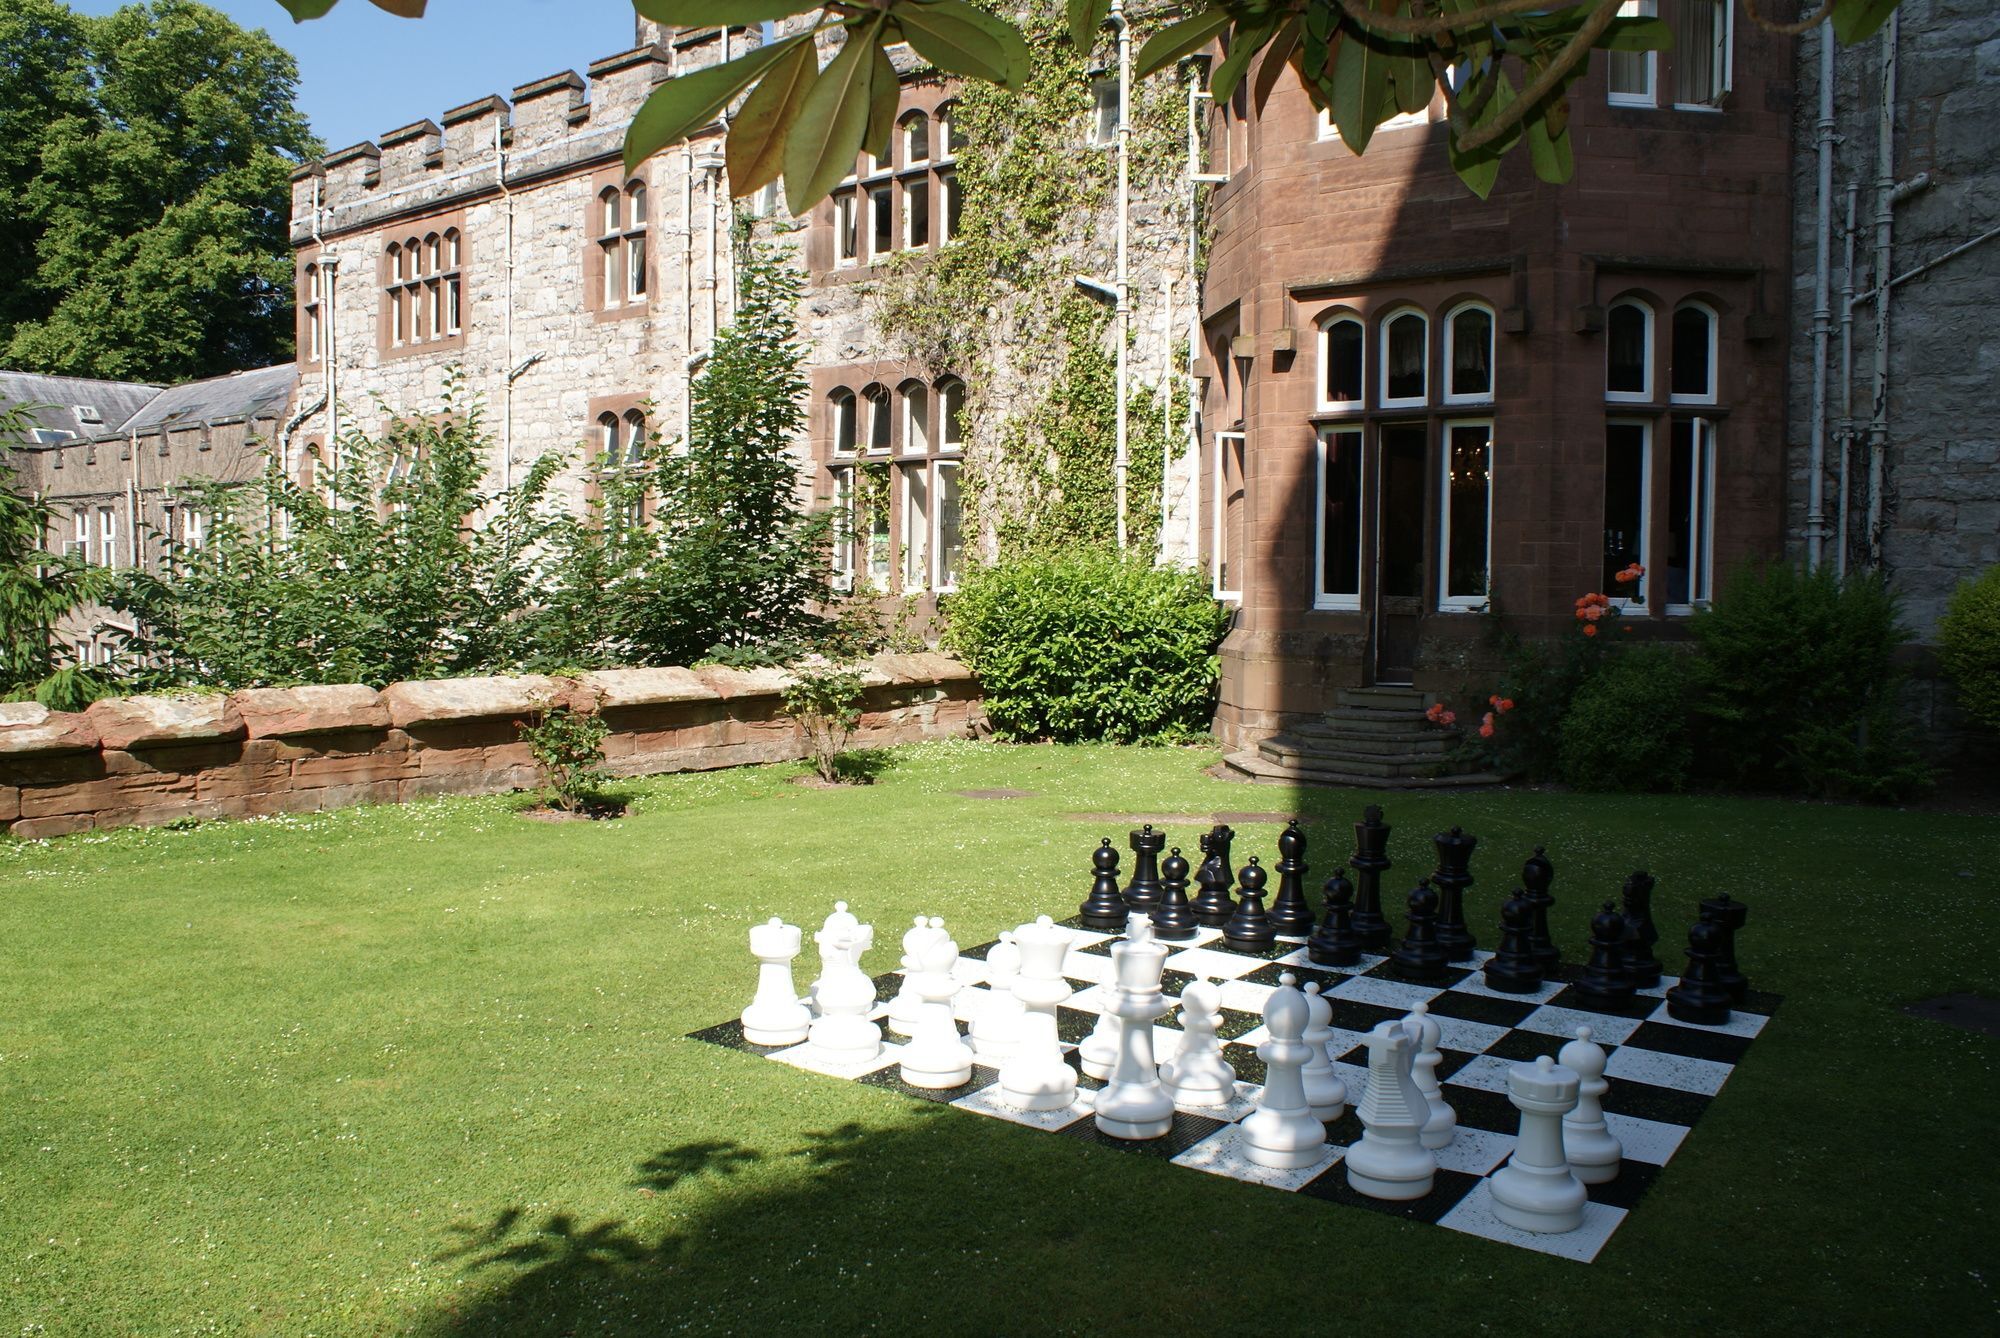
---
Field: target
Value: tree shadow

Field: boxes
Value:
[831,748,896,784]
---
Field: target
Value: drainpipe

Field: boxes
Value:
[1837,182,1858,577]
[1866,13,1897,570]
[1111,0,1131,551]
[1185,62,1208,570]
[497,120,515,491]
[1162,273,1175,559]
[1805,27,1835,569]
[682,142,696,438]
[309,176,339,489]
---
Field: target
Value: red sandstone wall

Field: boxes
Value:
[0,656,985,841]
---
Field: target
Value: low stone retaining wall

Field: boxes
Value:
[0,655,984,840]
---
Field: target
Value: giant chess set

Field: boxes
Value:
[690,806,1777,1261]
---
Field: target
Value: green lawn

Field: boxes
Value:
[2,742,1995,1336]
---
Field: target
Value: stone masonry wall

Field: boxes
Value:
[0,655,984,841]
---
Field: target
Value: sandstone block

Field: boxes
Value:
[193,761,297,802]
[290,750,419,786]
[20,769,197,819]
[233,684,391,739]
[298,779,402,812]
[85,694,245,751]
[11,813,94,840]
[381,675,562,729]
[0,706,100,757]
[696,666,790,701]
[579,667,718,709]
[0,785,18,823]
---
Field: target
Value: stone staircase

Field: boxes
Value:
[1222,687,1506,789]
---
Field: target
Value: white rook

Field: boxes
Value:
[1490,1054,1589,1234]
[741,917,811,1046]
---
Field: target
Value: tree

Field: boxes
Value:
[2,0,319,382]
[0,405,108,703]
[274,0,1903,203]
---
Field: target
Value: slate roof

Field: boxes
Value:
[0,365,298,446]
[0,372,160,444]
[119,365,298,435]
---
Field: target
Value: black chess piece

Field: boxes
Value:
[1665,912,1733,1025]
[1268,819,1315,935]
[1699,892,1749,1003]
[1221,856,1277,953]
[1307,868,1361,967]
[1430,826,1478,962]
[1522,845,1560,973]
[1124,824,1166,910]
[1619,870,1662,990]
[1078,837,1129,930]
[1349,805,1394,952]
[1206,823,1236,878]
[1571,901,1636,1008]
[1190,831,1237,927]
[1483,889,1545,994]
[1150,847,1199,941]
[1392,879,1449,978]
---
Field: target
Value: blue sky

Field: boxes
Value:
[73,0,638,152]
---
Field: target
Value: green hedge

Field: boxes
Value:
[943,550,1231,743]
[1556,645,1694,792]
[1939,565,2000,734]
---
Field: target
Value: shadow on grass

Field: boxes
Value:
[831,748,896,784]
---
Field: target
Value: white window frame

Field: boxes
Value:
[830,466,855,592]
[1379,308,1430,410]
[868,183,894,262]
[1605,299,1655,403]
[901,462,931,592]
[184,507,205,549]
[1667,416,1718,615]
[97,505,117,570]
[830,390,858,456]
[1442,301,1496,406]
[1317,104,1433,144]
[1604,418,1653,610]
[1672,0,1733,112]
[864,386,892,455]
[1437,419,1494,611]
[834,191,859,267]
[1318,313,1365,412]
[72,508,90,561]
[939,169,961,245]
[937,378,966,451]
[1606,0,1659,108]
[1669,301,1719,405]
[901,111,930,167]
[899,382,929,455]
[902,175,930,251]
[1211,430,1246,602]
[1091,77,1122,147]
[935,458,962,593]
[1314,426,1365,611]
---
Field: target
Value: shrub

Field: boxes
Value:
[943,549,1230,743]
[780,655,868,783]
[1556,646,1694,792]
[518,693,612,813]
[1938,565,2000,733]
[1690,563,1929,801]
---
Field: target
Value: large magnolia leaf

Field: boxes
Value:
[625,34,806,174]
[1135,9,1233,80]
[725,32,819,195]
[1211,16,1279,104]
[1252,18,1301,114]
[1526,93,1574,184]
[866,41,900,160]
[1596,16,1673,51]
[899,1,1021,90]
[784,18,882,215]
[1068,0,1111,52]
[1330,24,1395,156]
[635,1,816,24]
[276,0,426,16]
[1831,0,1902,44]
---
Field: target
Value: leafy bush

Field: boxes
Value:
[1938,565,2000,733]
[1556,646,1694,792]
[780,655,867,783]
[944,549,1230,743]
[2,406,110,700]
[1690,563,1929,801]
[517,693,611,813]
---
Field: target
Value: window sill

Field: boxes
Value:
[379,333,468,363]
[591,300,653,325]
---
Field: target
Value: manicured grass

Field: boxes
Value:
[2,742,1995,1335]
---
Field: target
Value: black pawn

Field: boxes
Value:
[1124,824,1165,910]
[1522,845,1560,973]
[1483,889,1544,994]
[1571,901,1636,1008]
[1221,857,1276,953]
[1699,892,1749,1003]
[1190,831,1237,927]
[1150,847,1199,941]
[1307,869,1361,966]
[1392,879,1449,978]
[1665,913,1733,1025]
[1619,870,1662,990]
[1430,826,1479,962]
[1078,837,1128,931]
[1349,804,1394,952]
[1268,819,1315,936]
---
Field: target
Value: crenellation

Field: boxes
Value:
[441,95,511,168]
[586,44,672,122]
[377,119,443,185]
[322,141,381,195]
[510,70,588,148]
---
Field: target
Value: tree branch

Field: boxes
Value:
[1452,0,1618,151]
[1333,0,1595,39]
[1741,0,1838,36]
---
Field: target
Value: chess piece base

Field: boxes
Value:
[806,1015,881,1062]
[742,1016,810,1047]
[1665,988,1730,1026]
[1482,961,1545,994]
[900,1057,973,1089]
[1094,1110,1173,1140]
[1490,1162,1587,1234]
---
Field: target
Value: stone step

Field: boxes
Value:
[1335,687,1432,711]
[1257,740,1456,779]
[1321,709,1442,733]
[1285,719,1450,747]
[1219,751,1506,791]
[1307,732,1458,759]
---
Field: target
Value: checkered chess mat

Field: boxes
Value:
[689,918,1779,1262]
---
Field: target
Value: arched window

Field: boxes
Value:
[595,181,647,307]
[601,187,622,236]
[1670,302,1716,403]
[623,409,647,465]
[441,228,462,335]
[385,244,406,344]
[1319,313,1364,408]
[302,263,321,363]
[830,389,857,456]
[899,380,929,454]
[597,412,621,465]
[1444,302,1494,403]
[1606,299,1653,401]
[937,101,964,157]
[1381,308,1428,406]
[863,385,891,453]
[625,184,648,299]
[901,111,930,166]
[937,377,965,450]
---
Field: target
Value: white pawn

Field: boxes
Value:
[886,915,934,1037]
[1345,1019,1437,1200]
[1490,1054,1588,1234]
[1558,1026,1622,1184]
[1240,973,1328,1169]
[806,909,880,1062]
[1299,982,1349,1121]
[741,917,811,1045]
[1403,1000,1457,1149]
[900,927,975,1088]
[997,916,1079,1111]
[969,932,1026,1064]
[1159,979,1238,1108]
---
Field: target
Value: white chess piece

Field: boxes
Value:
[901,926,974,1088]
[1299,982,1349,1121]
[1345,1019,1437,1201]
[1094,915,1175,1139]
[1490,1054,1589,1234]
[1558,1026,1622,1184]
[886,915,934,1037]
[808,900,860,1008]
[1240,973,1330,1169]
[969,932,1026,1064]
[741,917,811,1045]
[1402,1000,1457,1148]
[997,916,1079,1111]
[1158,979,1238,1108]
[806,910,880,1062]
